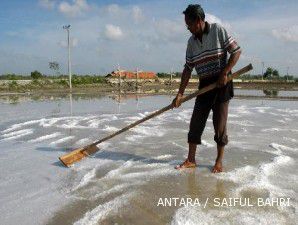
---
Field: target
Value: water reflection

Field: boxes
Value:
[68,93,73,141]
[69,93,73,116]
[263,89,279,96]
[8,95,20,105]
[109,92,145,113]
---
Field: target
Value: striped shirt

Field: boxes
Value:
[185,22,241,79]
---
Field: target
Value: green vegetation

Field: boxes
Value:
[0,67,297,93]
[241,67,295,81]
[54,79,68,86]
[0,73,31,80]
[8,81,18,90]
[50,75,106,87]
[264,67,279,79]
[0,71,107,92]
[157,67,297,82]
[240,74,296,81]
[31,70,43,79]
[157,73,171,78]
[71,75,106,86]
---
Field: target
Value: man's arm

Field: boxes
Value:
[217,50,241,87]
[224,50,242,74]
[172,66,192,108]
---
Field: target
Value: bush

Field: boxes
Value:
[54,79,69,86]
[8,81,18,90]
[157,73,171,78]
[31,70,43,79]
[31,79,43,86]
[0,74,30,80]
[71,75,105,86]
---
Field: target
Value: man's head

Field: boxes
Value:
[183,4,205,35]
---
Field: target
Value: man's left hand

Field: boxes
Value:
[217,71,228,87]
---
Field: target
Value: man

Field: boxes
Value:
[172,4,241,173]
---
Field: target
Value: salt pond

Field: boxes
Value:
[0,93,297,225]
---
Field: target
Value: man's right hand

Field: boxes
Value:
[172,93,183,108]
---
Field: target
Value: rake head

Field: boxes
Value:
[59,144,100,167]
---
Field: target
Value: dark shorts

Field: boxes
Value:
[188,76,233,146]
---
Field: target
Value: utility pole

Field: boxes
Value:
[63,25,72,90]
[286,66,289,82]
[261,61,264,81]
[117,64,121,92]
[136,68,139,92]
[170,68,173,86]
[170,68,173,96]
[116,64,121,112]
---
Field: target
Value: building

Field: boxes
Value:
[106,70,157,79]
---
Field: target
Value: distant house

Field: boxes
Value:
[106,70,157,79]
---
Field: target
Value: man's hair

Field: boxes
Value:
[183,4,205,22]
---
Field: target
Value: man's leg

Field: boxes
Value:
[213,145,224,173]
[187,143,197,163]
[175,99,211,169]
[212,100,229,173]
[174,143,197,169]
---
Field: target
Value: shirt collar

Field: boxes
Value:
[194,21,210,39]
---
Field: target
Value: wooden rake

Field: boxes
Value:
[59,64,253,167]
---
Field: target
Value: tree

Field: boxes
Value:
[49,61,60,76]
[31,70,43,79]
[272,69,279,77]
[264,67,279,79]
[263,67,273,78]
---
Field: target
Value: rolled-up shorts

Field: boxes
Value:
[188,96,229,146]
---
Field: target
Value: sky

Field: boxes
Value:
[0,0,298,76]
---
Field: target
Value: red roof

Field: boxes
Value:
[107,70,157,79]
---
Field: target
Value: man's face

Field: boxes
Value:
[185,16,201,35]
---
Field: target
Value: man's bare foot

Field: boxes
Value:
[175,159,197,170]
[212,161,223,173]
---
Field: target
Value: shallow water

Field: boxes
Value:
[0,94,297,225]
[235,89,298,98]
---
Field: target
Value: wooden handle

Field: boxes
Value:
[59,64,253,167]
[91,64,253,146]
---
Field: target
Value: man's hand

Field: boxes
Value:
[217,70,228,87]
[172,93,183,108]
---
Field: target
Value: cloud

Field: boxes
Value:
[106,4,120,14]
[104,24,124,41]
[132,6,144,23]
[240,54,262,63]
[58,0,89,17]
[153,18,186,43]
[5,1,298,76]
[272,26,298,42]
[206,13,231,31]
[144,13,233,45]
[38,0,55,10]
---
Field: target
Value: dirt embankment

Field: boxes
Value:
[0,79,297,95]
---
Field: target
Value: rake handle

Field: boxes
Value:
[91,64,253,146]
